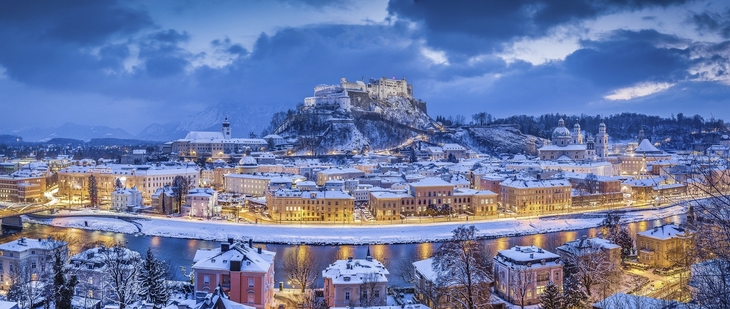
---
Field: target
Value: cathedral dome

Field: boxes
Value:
[238,156,258,166]
[552,118,571,138]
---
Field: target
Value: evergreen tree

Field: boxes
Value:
[539,281,562,309]
[115,178,124,189]
[138,248,171,308]
[562,276,589,309]
[88,174,98,207]
[53,250,78,309]
[613,227,634,260]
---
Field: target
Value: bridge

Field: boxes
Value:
[0,204,54,230]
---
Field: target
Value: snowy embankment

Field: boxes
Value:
[24,205,687,245]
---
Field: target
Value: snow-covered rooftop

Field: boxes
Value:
[637,224,693,240]
[322,257,389,285]
[496,246,560,265]
[0,238,66,252]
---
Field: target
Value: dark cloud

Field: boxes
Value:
[690,8,730,38]
[564,30,691,88]
[387,0,689,57]
[0,0,728,135]
[0,0,154,87]
[275,0,355,9]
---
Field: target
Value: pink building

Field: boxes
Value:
[192,239,275,309]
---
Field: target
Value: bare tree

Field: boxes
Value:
[7,260,44,309]
[508,267,531,309]
[283,246,318,293]
[100,244,142,309]
[690,259,730,309]
[297,290,328,309]
[562,242,620,300]
[358,272,384,307]
[684,154,730,306]
[432,225,493,309]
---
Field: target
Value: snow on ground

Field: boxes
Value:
[24,205,687,245]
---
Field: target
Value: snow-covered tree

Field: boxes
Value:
[538,281,562,309]
[612,227,634,260]
[562,276,589,309]
[562,242,619,298]
[53,250,78,309]
[432,225,492,309]
[7,260,45,309]
[88,174,98,207]
[115,178,124,189]
[101,245,142,309]
[138,248,170,308]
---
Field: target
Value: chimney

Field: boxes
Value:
[221,243,230,252]
[258,247,262,254]
[249,239,253,248]
[228,237,234,244]
[348,256,353,262]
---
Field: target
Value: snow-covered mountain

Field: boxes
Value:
[176,102,281,138]
[433,125,547,155]
[135,122,181,141]
[14,123,136,142]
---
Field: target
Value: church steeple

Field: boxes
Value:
[222,116,231,139]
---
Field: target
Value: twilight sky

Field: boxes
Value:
[1,0,729,135]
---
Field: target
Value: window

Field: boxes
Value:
[345,291,351,300]
[248,292,255,304]
[203,275,210,285]
[248,278,255,287]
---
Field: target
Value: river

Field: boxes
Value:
[0,214,684,288]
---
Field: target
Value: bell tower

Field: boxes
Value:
[222,117,231,139]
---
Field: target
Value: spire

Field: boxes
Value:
[366,246,372,261]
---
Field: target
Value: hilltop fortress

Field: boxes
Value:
[304,77,426,113]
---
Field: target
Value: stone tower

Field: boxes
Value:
[222,116,231,139]
[586,135,596,159]
[571,120,583,145]
[596,120,609,158]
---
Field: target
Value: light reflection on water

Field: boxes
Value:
[2,215,682,287]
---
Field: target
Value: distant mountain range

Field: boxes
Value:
[3,101,280,143]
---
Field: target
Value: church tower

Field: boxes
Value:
[586,135,596,160]
[596,120,609,158]
[222,117,231,139]
[571,120,584,145]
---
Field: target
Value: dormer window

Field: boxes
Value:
[344,276,350,282]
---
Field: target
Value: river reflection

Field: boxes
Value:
[1,216,682,287]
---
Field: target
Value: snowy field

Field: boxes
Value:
[24,205,687,245]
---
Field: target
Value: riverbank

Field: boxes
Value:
[22,204,687,245]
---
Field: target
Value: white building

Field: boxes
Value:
[493,246,563,307]
[110,186,143,212]
[0,238,67,291]
[322,252,390,308]
[187,188,220,218]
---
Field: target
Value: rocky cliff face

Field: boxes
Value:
[275,95,435,152]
